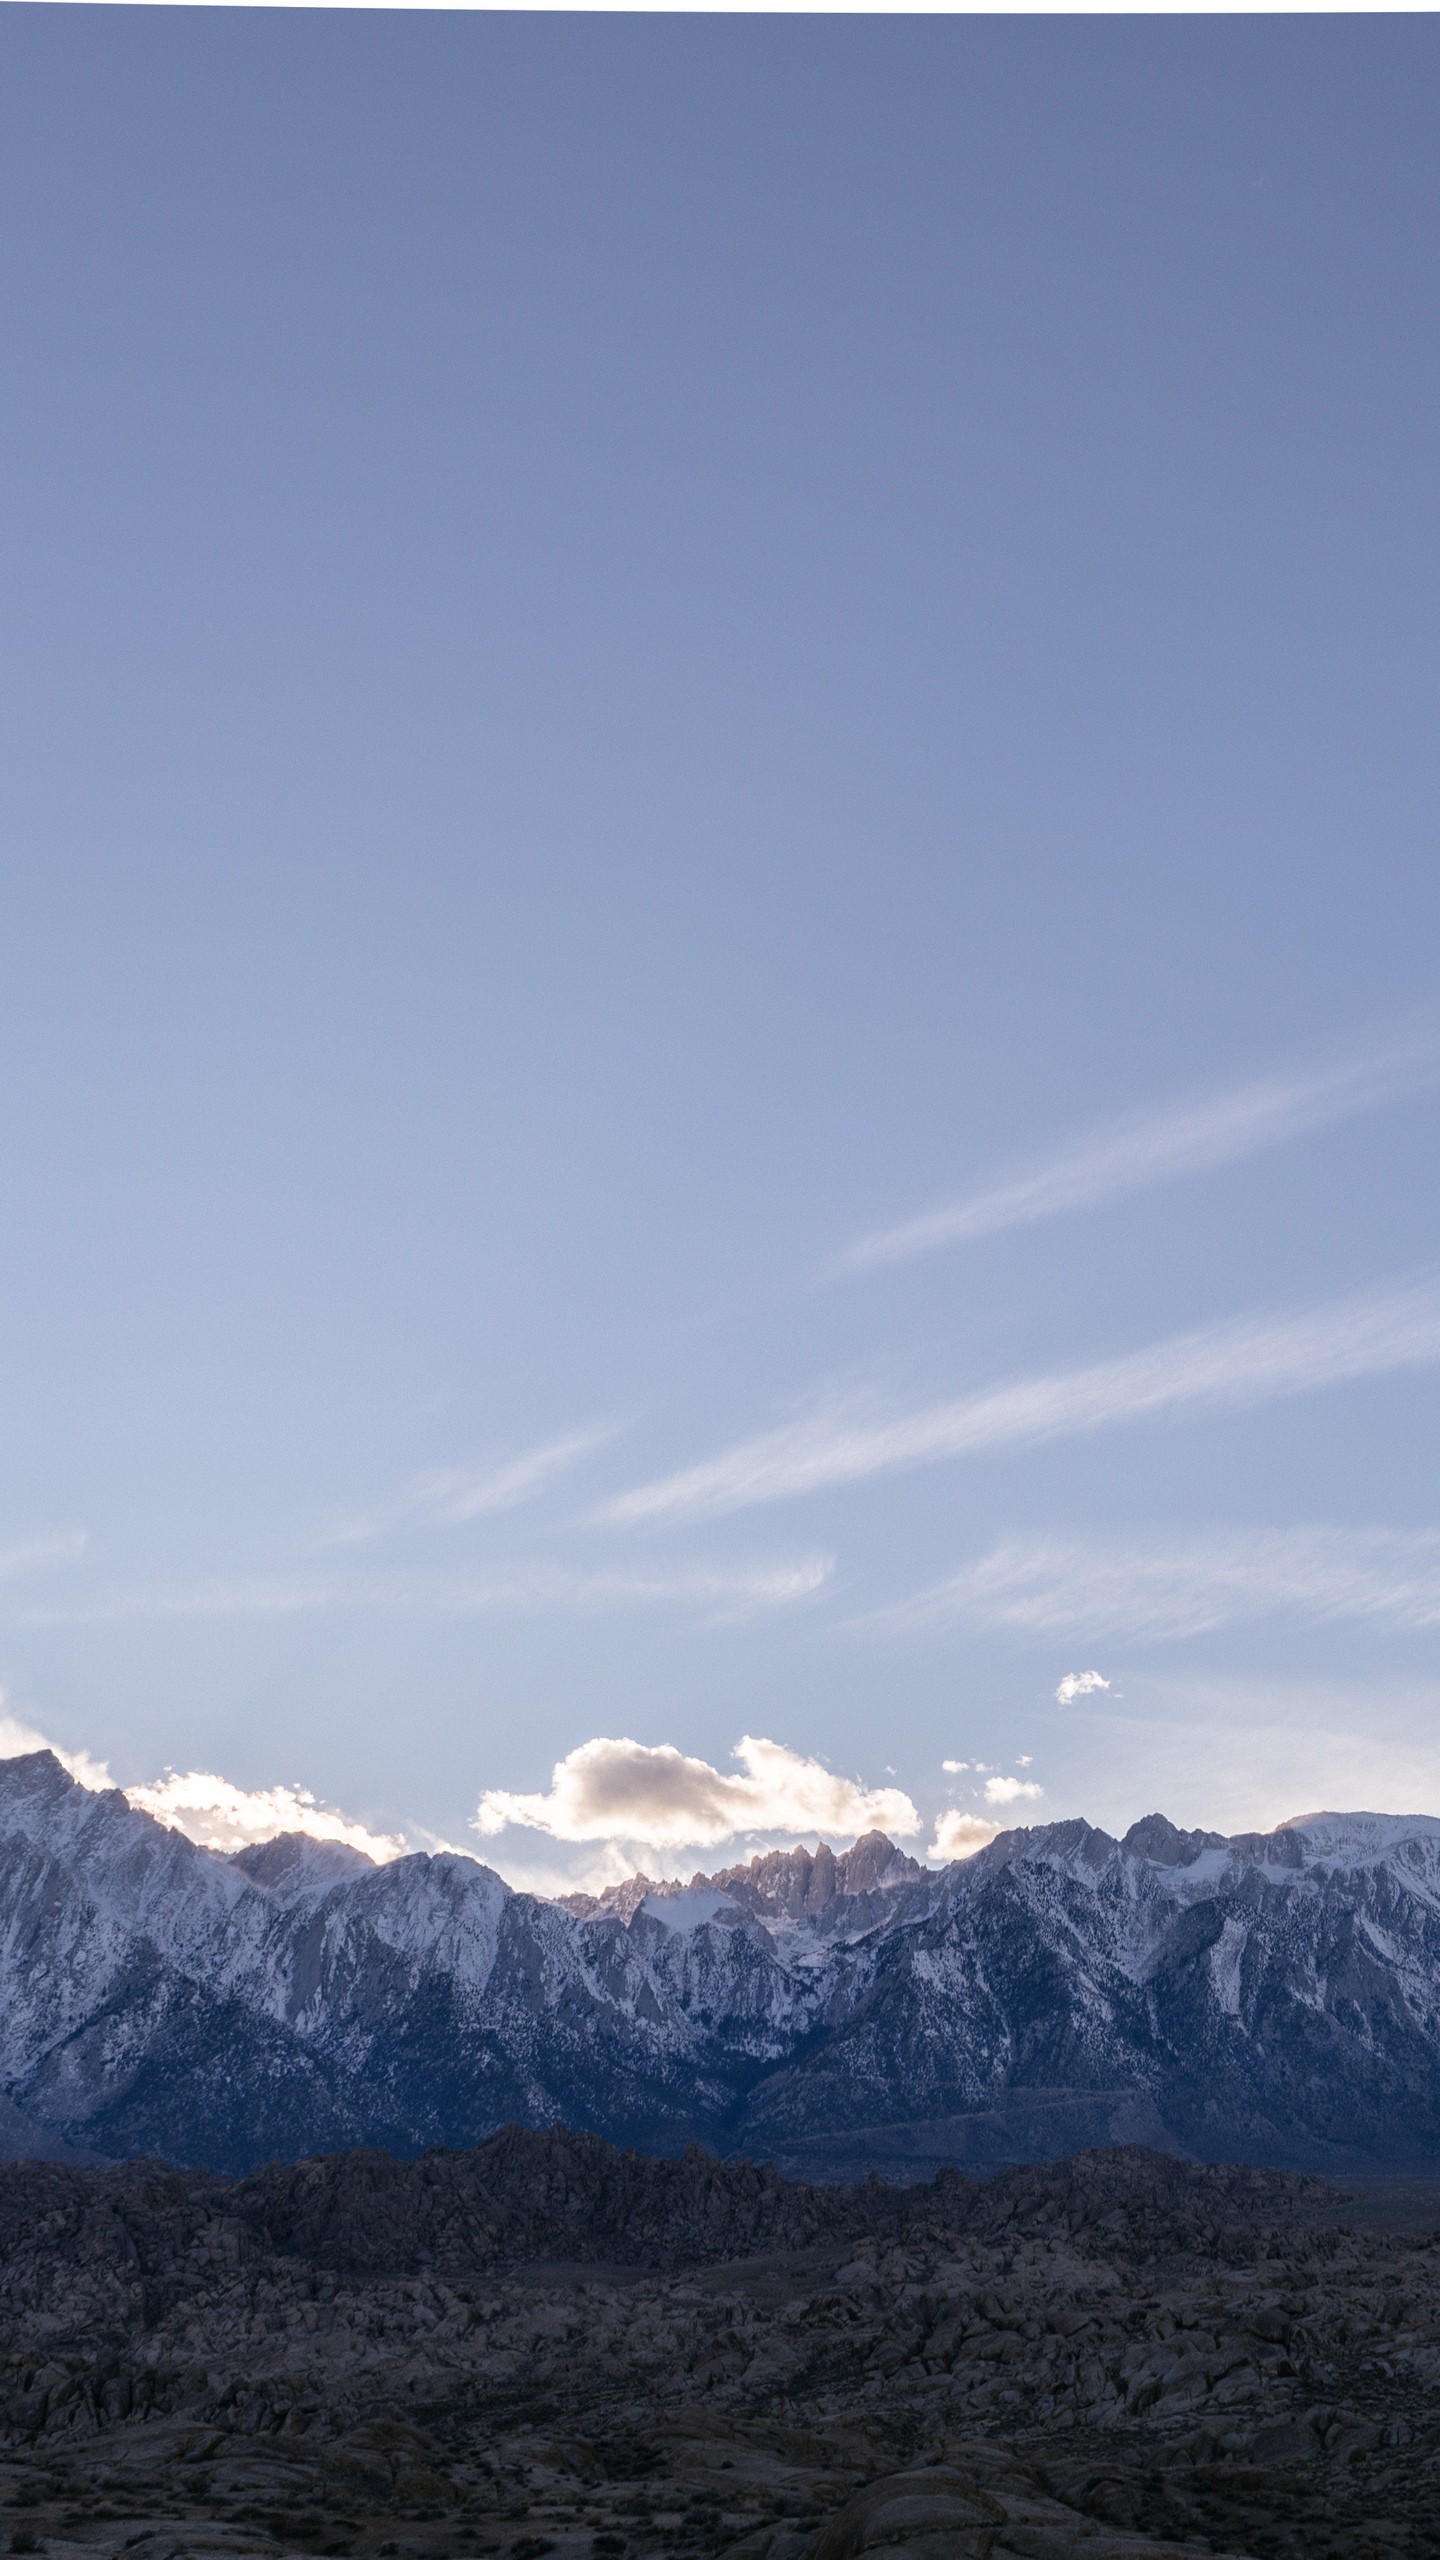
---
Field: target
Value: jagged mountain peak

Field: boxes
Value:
[694,1827,928,1917]
[1121,1811,1229,1866]
[559,1828,929,1932]
[0,1747,126,1832]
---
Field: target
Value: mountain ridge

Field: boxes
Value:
[4,1750,1440,2176]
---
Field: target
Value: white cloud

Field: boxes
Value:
[3,1552,833,1628]
[982,1773,1044,1804]
[1056,1670,1112,1704]
[928,1810,1000,1860]
[325,1427,618,1547]
[601,1277,1440,1527]
[474,1733,921,1851]
[122,1771,407,1862]
[838,1038,1439,1272]
[941,1757,969,1773]
[888,1528,1440,1647]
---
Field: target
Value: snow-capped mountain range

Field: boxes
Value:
[3,1747,1440,2176]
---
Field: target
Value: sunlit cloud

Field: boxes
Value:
[1056,1670,1111,1703]
[0,1707,410,1861]
[1,1715,921,1883]
[928,1810,1001,1861]
[601,1277,1440,1526]
[837,1038,1439,1273]
[474,1733,921,1851]
[882,1528,1440,1646]
[125,1770,407,1862]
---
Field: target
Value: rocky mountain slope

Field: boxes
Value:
[5,1751,1440,2175]
[0,2129,1437,2560]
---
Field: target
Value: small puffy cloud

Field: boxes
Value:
[928,1810,1000,1861]
[1017,1754,1033,1766]
[983,1774,1044,1805]
[941,1758,969,1773]
[1056,1669,1110,1705]
[125,1770,407,1862]
[474,1733,921,1851]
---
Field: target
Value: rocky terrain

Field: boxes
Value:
[0,2128,1437,2560]
[9,1751,1440,2176]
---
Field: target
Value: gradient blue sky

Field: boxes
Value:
[1,9,1438,1887]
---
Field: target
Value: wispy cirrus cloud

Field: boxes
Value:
[2,1552,833,1628]
[475,1733,920,1850]
[0,1531,87,1582]
[879,1527,1440,1645]
[323,1426,619,1548]
[837,1037,1439,1273]
[600,1276,1440,1527]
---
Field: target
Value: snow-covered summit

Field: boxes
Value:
[1271,1808,1440,1868]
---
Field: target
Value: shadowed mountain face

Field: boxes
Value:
[4,1751,1440,2174]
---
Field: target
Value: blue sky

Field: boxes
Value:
[1,10,1438,1888]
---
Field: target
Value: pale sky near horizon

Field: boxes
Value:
[1,9,1438,1892]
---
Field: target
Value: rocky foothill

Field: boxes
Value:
[0,2130,1435,2560]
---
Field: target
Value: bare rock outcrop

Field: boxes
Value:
[0,2130,1436,2559]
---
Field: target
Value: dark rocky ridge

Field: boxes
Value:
[0,2129,1439,2559]
[0,2124,1330,2297]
